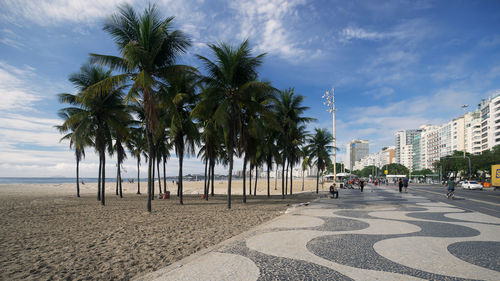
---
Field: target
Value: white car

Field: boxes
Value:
[461,181,483,190]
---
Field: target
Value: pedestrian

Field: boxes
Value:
[446,178,456,199]
[403,177,409,192]
[360,179,364,192]
[398,178,403,193]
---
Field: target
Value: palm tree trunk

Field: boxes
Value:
[76,157,80,198]
[116,163,120,195]
[227,144,233,209]
[179,151,184,205]
[290,156,293,196]
[302,169,305,191]
[101,151,106,206]
[146,132,153,212]
[249,164,252,196]
[267,162,270,197]
[204,158,208,199]
[242,157,247,203]
[316,168,319,194]
[205,158,209,201]
[281,156,285,199]
[119,164,123,198]
[163,155,167,194]
[275,167,278,190]
[254,166,258,196]
[137,158,141,195]
[151,155,155,200]
[285,160,289,195]
[210,159,215,197]
[157,156,162,196]
[97,156,102,201]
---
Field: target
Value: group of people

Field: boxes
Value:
[329,179,366,198]
[397,177,409,193]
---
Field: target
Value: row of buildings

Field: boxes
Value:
[351,92,500,172]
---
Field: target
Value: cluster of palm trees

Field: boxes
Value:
[56,4,334,211]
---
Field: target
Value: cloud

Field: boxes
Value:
[339,27,389,41]
[0,28,25,49]
[0,0,132,26]
[0,61,41,111]
[229,0,310,60]
[363,87,395,99]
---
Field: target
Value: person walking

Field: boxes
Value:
[360,179,365,192]
[446,178,456,199]
[398,178,403,193]
[403,177,409,192]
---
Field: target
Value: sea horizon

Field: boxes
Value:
[0,176,237,184]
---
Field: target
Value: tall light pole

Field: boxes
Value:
[461,104,468,158]
[323,88,336,183]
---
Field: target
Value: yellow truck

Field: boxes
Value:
[492,164,500,188]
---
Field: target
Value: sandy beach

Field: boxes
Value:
[0,178,322,280]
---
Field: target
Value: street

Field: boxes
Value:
[406,184,500,218]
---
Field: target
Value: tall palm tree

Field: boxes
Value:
[91,3,191,212]
[306,128,333,194]
[300,146,311,191]
[112,131,127,198]
[195,40,270,209]
[126,126,146,194]
[159,68,200,205]
[58,63,129,205]
[192,85,223,198]
[274,88,314,198]
[288,125,308,195]
[55,114,91,197]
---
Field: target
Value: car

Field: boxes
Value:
[462,181,483,190]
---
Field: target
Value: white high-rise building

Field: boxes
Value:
[395,129,421,171]
[345,139,369,171]
[479,93,500,151]
[412,125,440,170]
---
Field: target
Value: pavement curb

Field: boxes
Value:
[132,195,322,281]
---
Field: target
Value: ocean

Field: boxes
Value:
[0,177,146,184]
[0,176,225,184]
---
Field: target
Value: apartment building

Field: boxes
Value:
[480,94,500,151]
[345,139,369,171]
[353,146,395,171]
[395,129,421,171]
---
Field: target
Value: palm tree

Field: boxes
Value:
[288,125,308,195]
[274,88,314,198]
[91,3,191,212]
[306,128,333,194]
[300,146,311,191]
[126,126,146,194]
[113,135,127,198]
[195,40,270,209]
[55,114,91,197]
[159,68,200,205]
[58,63,130,205]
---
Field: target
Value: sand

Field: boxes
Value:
[0,178,322,280]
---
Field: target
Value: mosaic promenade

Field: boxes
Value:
[135,185,500,281]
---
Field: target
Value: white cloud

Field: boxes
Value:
[340,27,388,41]
[0,61,41,111]
[0,28,24,49]
[229,0,310,60]
[0,0,132,26]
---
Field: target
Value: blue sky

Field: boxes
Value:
[0,0,499,177]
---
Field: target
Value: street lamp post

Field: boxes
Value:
[461,104,468,158]
[323,88,336,183]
